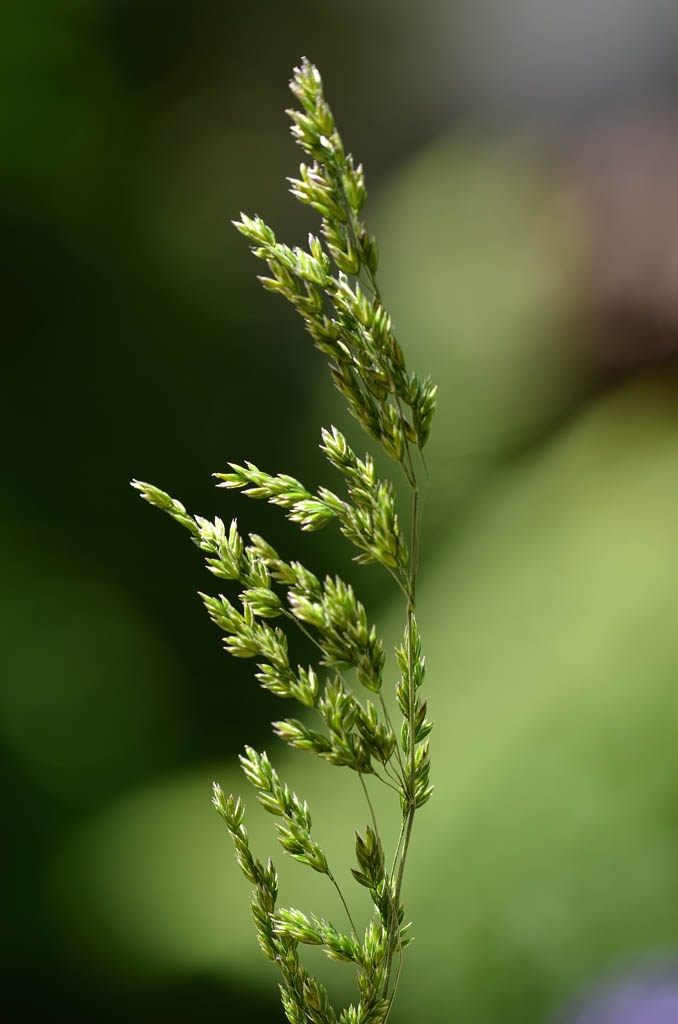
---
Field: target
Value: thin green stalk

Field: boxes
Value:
[281,607,326,656]
[372,768,403,796]
[359,773,380,843]
[383,481,420,1004]
[328,868,358,934]
[379,693,406,783]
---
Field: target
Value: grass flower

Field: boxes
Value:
[133,58,437,1024]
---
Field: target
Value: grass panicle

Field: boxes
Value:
[133,57,437,1024]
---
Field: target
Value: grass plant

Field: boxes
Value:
[133,58,437,1024]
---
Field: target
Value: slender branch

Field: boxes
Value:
[388,817,407,887]
[327,868,358,934]
[383,561,411,601]
[280,607,326,656]
[383,471,421,1008]
[379,693,406,783]
[359,772,380,839]
[372,767,402,795]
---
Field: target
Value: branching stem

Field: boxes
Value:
[383,460,421,1009]
[138,60,437,1024]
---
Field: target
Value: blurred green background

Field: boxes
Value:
[5,1,678,1021]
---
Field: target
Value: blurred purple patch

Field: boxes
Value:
[554,961,678,1024]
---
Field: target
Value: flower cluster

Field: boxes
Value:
[234,58,437,476]
[133,57,436,1024]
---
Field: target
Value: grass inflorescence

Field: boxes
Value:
[133,58,437,1024]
